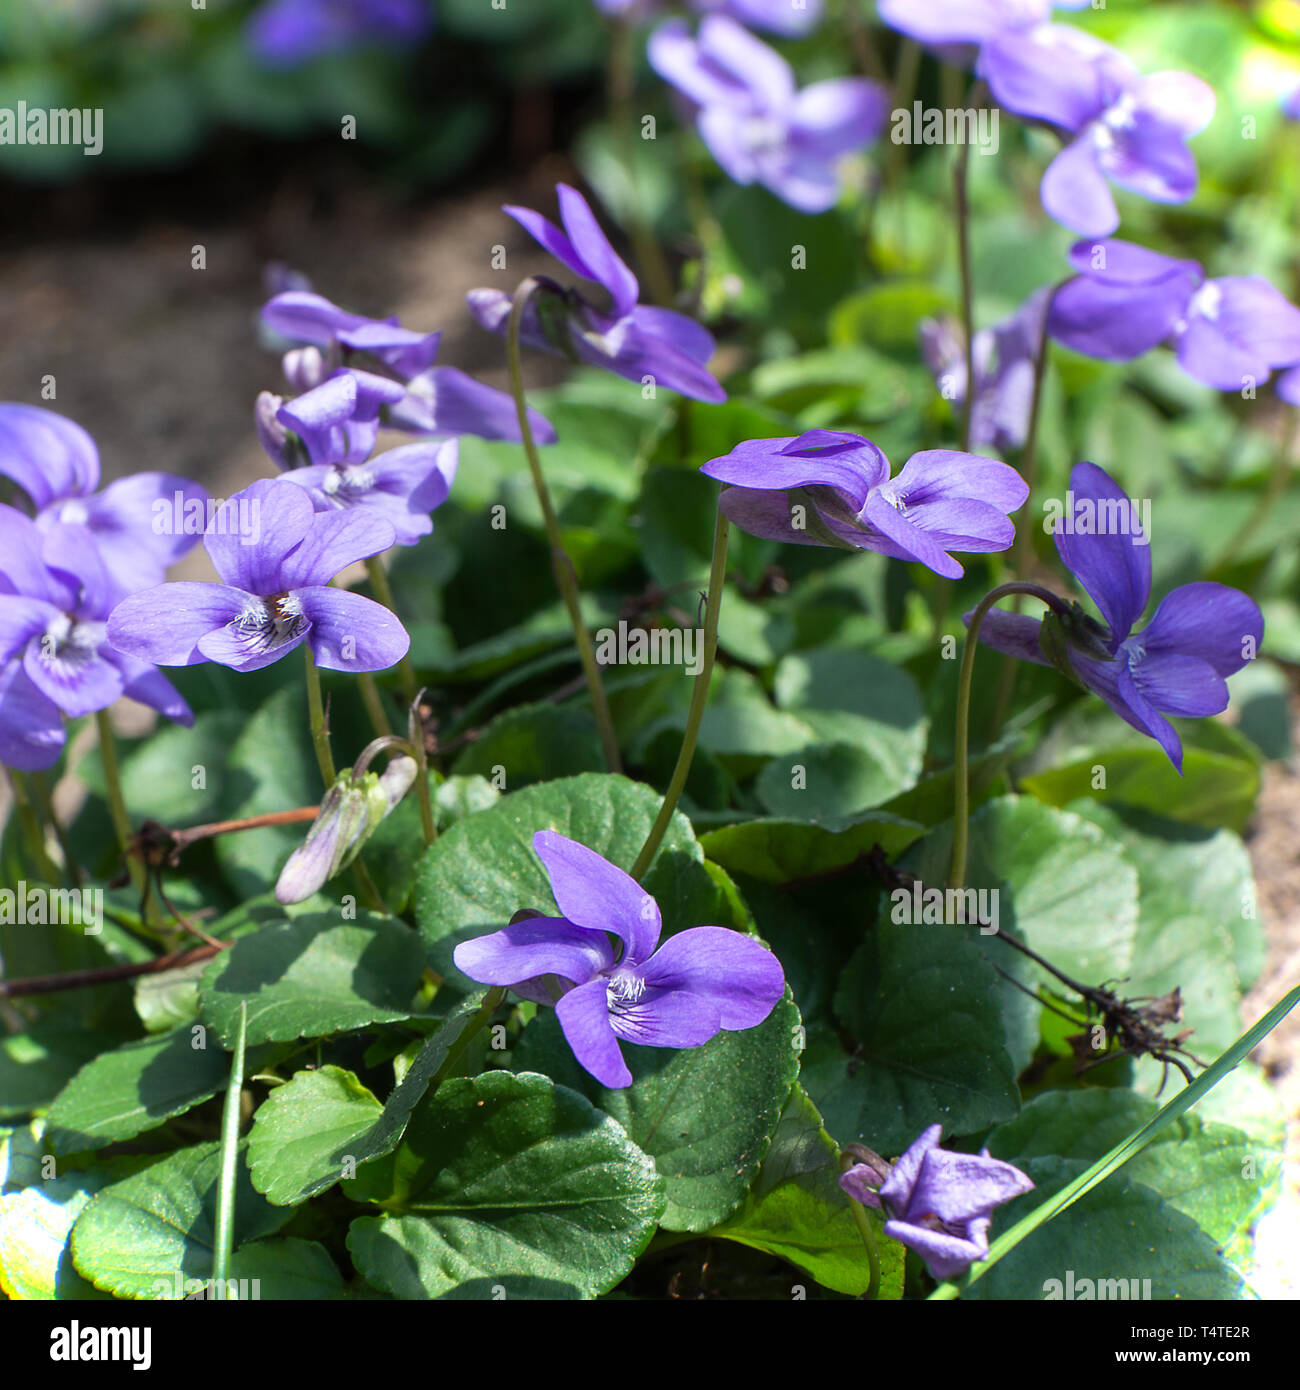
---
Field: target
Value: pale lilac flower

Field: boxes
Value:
[468,184,726,402]
[839,1125,1033,1281]
[261,291,556,445]
[648,17,888,213]
[700,430,1028,578]
[1049,239,1300,391]
[0,507,192,770]
[0,404,208,600]
[1282,81,1300,122]
[979,24,1215,236]
[106,479,409,675]
[971,461,1264,772]
[453,831,785,1088]
[920,288,1050,453]
[594,0,823,38]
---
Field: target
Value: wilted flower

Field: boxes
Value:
[648,17,888,213]
[0,403,208,599]
[468,183,726,403]
[970,461,1263,772]
[839,1125,1034,1281]
[453,831,785,1088]
[106,479,409,675]
[700,429,1029,577]
[0,507,192,770]
[978,24,1215,236]
[1049,239,1300,391]
[920,288,1050,454]
[275,752,418,903]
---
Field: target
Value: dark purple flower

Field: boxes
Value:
[106,479,409,675]
[1049,239,1300,391]
[700,430,1029,578]
[260,291,557,445]
[920,288,1050,454]
[839,1125,1033,1281]
[0,404,209,599]
[0,507,192,770]
[453,831,785,1088]
[246,0,432,68]
[979,24,1215,236]
[648,17,889,213]
[970,461,1264,772]
[468,184,726,403]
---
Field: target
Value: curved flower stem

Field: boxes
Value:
[507,277,622,774]
[954,142,975,456]
[839,1151,882,1300]
[364,556,420,707]
[950,582,1064,892]
[303,646,337,788]
[7,769,60,885]
[630,507,729,882]
[95,709,146,901]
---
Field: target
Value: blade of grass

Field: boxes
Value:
[211,1000,247,1299]
[930,981,1300,1299]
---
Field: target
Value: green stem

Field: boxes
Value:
[427,986,507,1094]
[304,646,337,788]
[31,771,81,888]
[7,769,60,884]
[94,709,145,899]
[950,582,1063,892]
[839,1151,881,1300]
[1219,407,1300,571]
[364,556,420,706]
[507,277,622,774]
[211,1001,247,1299]
[357,672,393,739]
[954,142,975,455]
[630,507,729,882]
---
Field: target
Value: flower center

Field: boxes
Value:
[1188,281,1222,322]
[57,500,90,526]
[741,116,786,157]
[39,612,104,678]
[322,464,375,500]
[234,592,308,653]
[605,971,646,1010]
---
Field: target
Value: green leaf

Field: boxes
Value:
[0,1024,104,1120]
[133,958,208,1034]
[346,1071,664,1299]
[803,920,1020,1153]
[247,1066,383,1207]
[985,1089,1274,1249]
[0,1172,111,1300]
[69,1141,295,1300]
[413,772,726,989]
[44,1028,229,1155]
[960,1157,1242,1300]
[198,911,425,1046]
[710,1084,905,1298]
[513,996,801,1231]
[700,812,925,884]
[451,702,604,787]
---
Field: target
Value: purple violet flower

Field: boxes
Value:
[1282,80,1300,122]
[594,0,823,39]
[246,0,432,68]
[839,1125,1034,1281]
[468,183,726,403]
[260,291,557,445]
[920,288,1050,454]
[648,17,889,214]
[106,479,409,675]
[0,507,193,770]
[453,830,786,1088]
[0,404,209,600]
[970,461,1264,773]
[1049,239,1300,391]
[699,430,1029,578]
[978,24,1215,236]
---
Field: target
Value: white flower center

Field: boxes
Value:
[234,592,308,653]
[57,500,90,526]
[1189,282,1223,322]
[606,971,646,1010]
